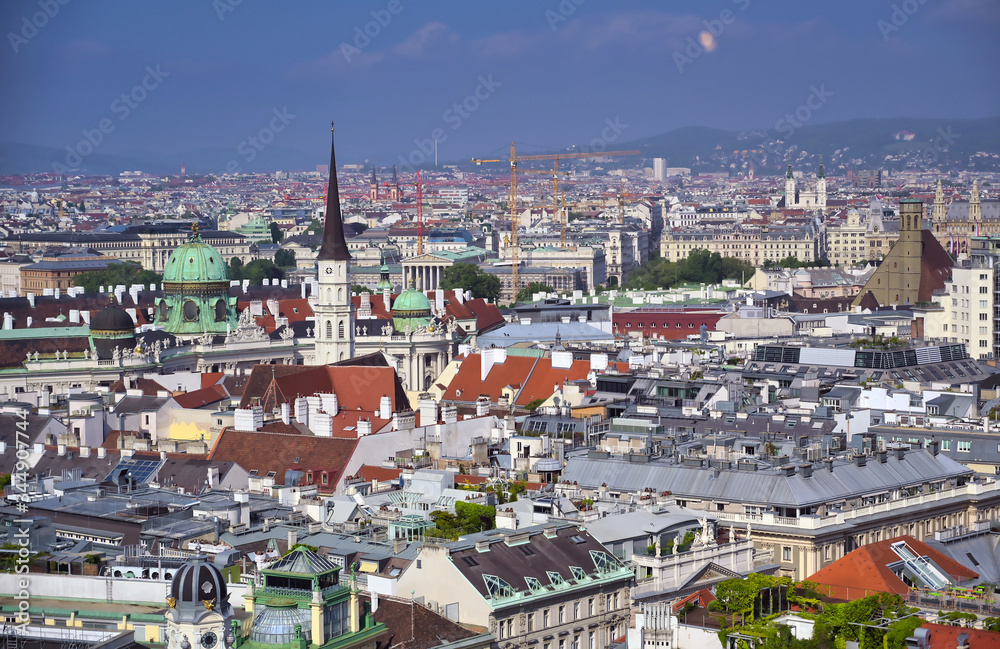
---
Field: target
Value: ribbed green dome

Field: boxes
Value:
[391,281,432,331]
[163,230,229,283]
[392,286,431,314]
[155,225,237,337]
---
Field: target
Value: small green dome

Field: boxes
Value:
[163,226,229,283]
[392,284,431,314]
[391,281,432,331]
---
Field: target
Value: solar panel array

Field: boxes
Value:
[106,457,163,485]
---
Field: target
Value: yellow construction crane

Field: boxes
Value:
[473,144,640,298]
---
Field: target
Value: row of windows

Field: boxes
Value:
[622,321,704,329]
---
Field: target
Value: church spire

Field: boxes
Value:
[786,163,794,179]
[317,122,352,261]
[816,157,825,179]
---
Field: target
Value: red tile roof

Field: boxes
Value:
[440,353,538,403]
[913,622,1000,649]
[173,384,230,409]
[356,465,403,483]
[108,377,168,396]
[207,429,358,492]
[514,358,591,406]
[807,535,978,600]
[239,357,410,414]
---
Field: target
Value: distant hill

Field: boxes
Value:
[615,116,1000,174]
[3,116,998,176]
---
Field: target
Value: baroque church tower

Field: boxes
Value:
[314,122,355,364]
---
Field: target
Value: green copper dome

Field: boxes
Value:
[163,227,229,283]
[391,281,432,331]
[155,225,237,337]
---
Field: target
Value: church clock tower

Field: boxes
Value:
[314,122,354,364]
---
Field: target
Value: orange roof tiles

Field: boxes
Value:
[807,535,978,600]
[208,429,358,492]
[173,384,230,409]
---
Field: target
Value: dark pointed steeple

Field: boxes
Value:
[786,163,794,179]
[318,122,352,261]
[817,156,825,179]
[392,165,398,185]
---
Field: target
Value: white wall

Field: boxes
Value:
[0,572,249,608]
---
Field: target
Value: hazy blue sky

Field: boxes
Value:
[3,0,998,168]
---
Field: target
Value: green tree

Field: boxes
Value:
[274,248,296,268]
[426,502,496,539]
[72,262,162,294]
[269,222,285,244]
[440,263,501,303]
[0,473,10,490]
[515,282,554,303]
[228,256,244,280]
[241,259,284,286]
[305,218,324,236]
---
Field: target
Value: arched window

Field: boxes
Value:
[338,321,345,339]
[158,301,168,321]
[215,300,227,322]
[327,289,332,302]
[183,300,198,322]
[338,288,343,301]
[325,320,333,339]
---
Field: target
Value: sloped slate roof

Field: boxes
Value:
[561,450,971,508]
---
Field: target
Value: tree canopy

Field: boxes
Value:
[515,282,554,303]
[274,248,296,268]
[440,263,501,304]
[426,501,496,540]
[763,255,830,270]
[269,221,285,244]
[72,262,162,294]
[229,258,284,285]
[624,249,754,291]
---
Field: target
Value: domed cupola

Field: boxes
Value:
[90,295,136,360]
[164,553,236,649]
[170,553,229,609]
[391,280,432,331]
[155,224,237,337]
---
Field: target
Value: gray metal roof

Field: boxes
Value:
[561,450,972,508]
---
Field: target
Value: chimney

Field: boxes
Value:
[379,395,392,420]
[80,447,91,458]
[476,396,490,417]
[300,281,307,299]
[800,464,813,478]
[57,444,66,456]
[357,419,372,436]
[481,347,507,381]
[442,405,457,425]
[928,439,940,456]
[475,539,490,552]
[97,447,106,458]
[393,537,407,555]
[853,454,866,468]
[25,316,32,328]
[419,398,438,426]
[26,293,34,307]
[288,528,298,549]
[383,288,391,312]
[895,447,906,461]
[33,442,44,454]
[824,458,834,472]
[876,450,887,463]
[281,402,290,425]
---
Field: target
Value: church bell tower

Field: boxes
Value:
[314,122,355,364]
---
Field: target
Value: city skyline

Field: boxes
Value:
[2,0,999,171]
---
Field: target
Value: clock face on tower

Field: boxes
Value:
[325,266,334,275]
[200,632,218,649]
